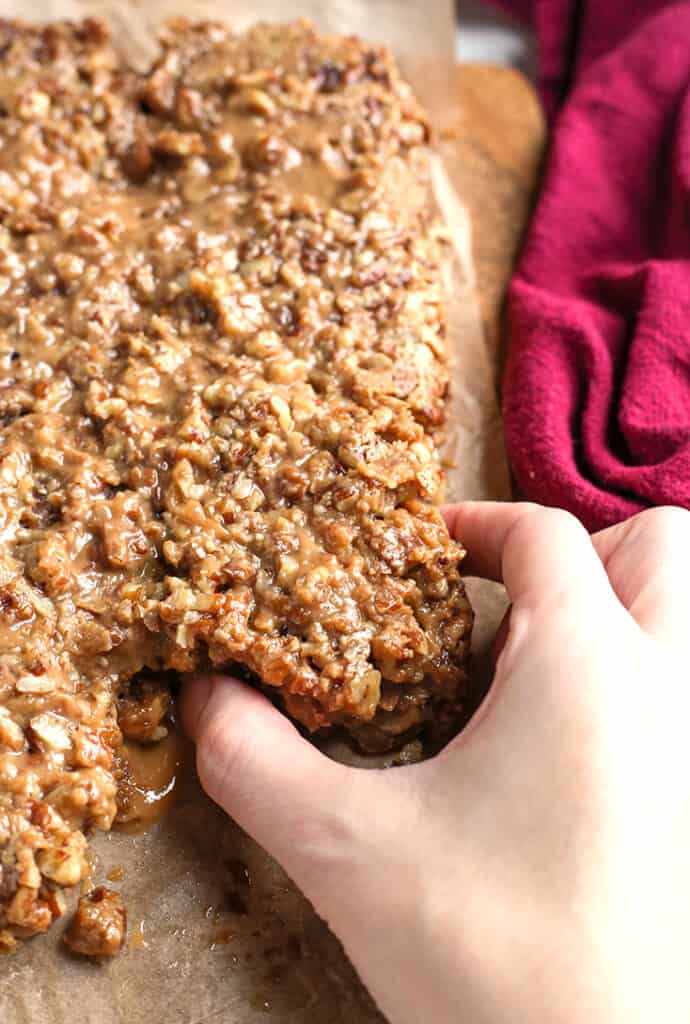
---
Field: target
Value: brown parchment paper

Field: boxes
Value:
[0,3,511,1021]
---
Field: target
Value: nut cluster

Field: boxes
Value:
[0,16,472,950]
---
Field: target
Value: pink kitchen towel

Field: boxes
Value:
[491,1,690,529]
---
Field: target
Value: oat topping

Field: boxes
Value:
[0,17,473,949]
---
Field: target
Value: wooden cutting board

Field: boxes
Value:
[447,63,545,384]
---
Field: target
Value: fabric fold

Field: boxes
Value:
[490,0,690,527]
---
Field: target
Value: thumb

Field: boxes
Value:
[182,676,459,1024]
[180,674,370,892]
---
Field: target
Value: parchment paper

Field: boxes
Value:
[0,3,511,1021]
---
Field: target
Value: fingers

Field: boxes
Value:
[181,674,364,883]
[591,506,690,652]
[443,501,614,610]
[491,607,512,666]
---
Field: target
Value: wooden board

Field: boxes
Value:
[443,64,545,385]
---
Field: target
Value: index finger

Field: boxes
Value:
[444,501,616,609]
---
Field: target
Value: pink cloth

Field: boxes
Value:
[491,1,690,529]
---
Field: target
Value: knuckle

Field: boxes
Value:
[510,501,548,538]
[637,505,690,540]
[515,500,543,519]
[520,502,586,537]
[293,767,371,857]
[290,805,356,867]
[289,774,400,894]
[551,507,587,535]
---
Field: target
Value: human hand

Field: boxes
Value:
[182,502,690,1024]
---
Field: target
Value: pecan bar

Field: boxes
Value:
[0,17,473,948]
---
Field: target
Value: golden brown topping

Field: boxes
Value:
[117,677,170,743]
[0,15,473,951]
[64,887,127,957]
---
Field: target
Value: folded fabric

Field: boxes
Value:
[490,1,690,529]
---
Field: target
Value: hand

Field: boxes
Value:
[182,502,690,1024]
